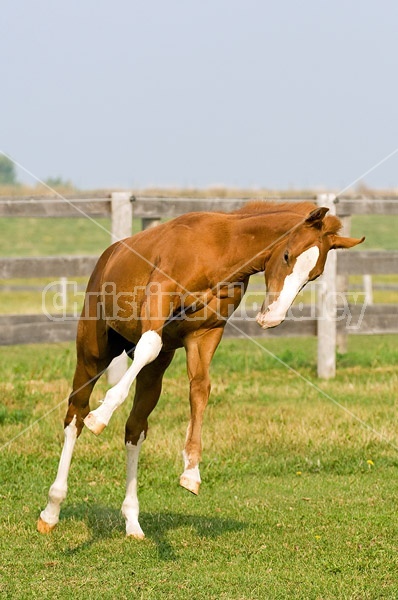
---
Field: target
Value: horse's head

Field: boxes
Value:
[256,207,365,329]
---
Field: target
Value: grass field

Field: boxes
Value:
[1,335,398,599]
[1,198,397,597]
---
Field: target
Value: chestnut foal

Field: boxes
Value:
[38,202,364,538]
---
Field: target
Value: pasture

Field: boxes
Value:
[1,335,398,599]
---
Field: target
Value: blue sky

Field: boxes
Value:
[1,1,398,190]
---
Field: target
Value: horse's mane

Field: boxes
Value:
[233,201,317,216]
[233,201,341,234]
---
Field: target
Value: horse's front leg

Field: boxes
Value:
[84,282,175,435]
[121,351,175,538]
[180,328,223,495]
[84,330,162,435]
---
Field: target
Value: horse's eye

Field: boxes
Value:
[283,251,289,264]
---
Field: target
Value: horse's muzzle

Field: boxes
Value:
[255,310,284,329]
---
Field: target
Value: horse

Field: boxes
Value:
[37,201,364,538]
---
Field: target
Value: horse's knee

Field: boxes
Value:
[125,419,148,446]
[125,430,147,446]
[64,402,90,436]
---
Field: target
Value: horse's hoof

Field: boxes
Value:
[84,412,106,436]
[125,522,145,539]
[180,475,200,495]
[37,517,56,534]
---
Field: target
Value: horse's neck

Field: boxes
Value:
[219,213,299,280]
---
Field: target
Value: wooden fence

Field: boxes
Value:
[1,192,397,379]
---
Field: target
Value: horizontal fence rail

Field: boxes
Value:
[1,305,397,347]
[2,195,398,218]
[0,256,98,279]
[336,198,398,216]
[0,198,111,218]
[336,250,398,275]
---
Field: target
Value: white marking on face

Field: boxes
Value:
[258,246,320,328]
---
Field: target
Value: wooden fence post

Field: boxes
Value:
[363,274,373,305]
[107,192,133,385]
[317,193,337,379]
[111,191,133,243]
[59,276,68,312]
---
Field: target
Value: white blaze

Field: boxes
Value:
[259,246,319,328]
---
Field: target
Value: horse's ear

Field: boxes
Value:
[330,235,365,249]
[305,207,329,228]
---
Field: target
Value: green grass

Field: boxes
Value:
[1,335,398,598]
[0,217,112,257]
[0,216,145,257]
[351,215,398,250]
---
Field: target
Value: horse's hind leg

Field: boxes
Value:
[37,413,79,533]
[37,338,115,534]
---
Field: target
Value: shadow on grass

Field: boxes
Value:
[61,503,246,561]
[141,510,246,560]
